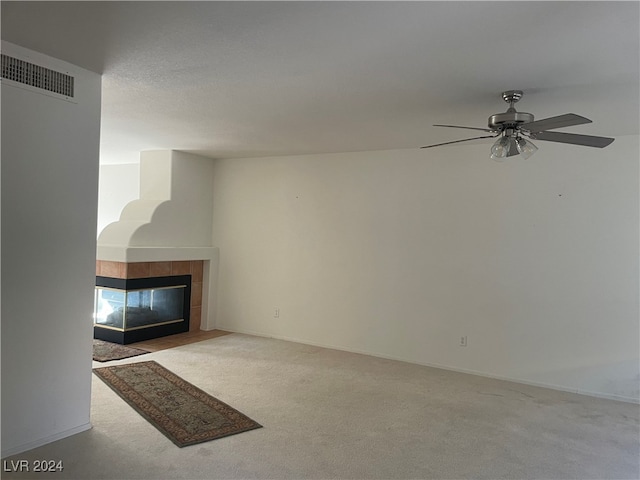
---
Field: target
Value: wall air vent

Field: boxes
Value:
[1,53,74,98]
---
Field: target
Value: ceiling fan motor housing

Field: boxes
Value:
[488,110,535,130]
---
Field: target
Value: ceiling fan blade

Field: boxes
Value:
[520,113,592,133]
[420,134,498,149]
[532,131,614,148]
[433,124,496,133]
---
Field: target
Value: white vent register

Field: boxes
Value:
[1,53,74,99]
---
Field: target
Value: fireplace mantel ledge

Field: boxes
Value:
[96,245,218,263]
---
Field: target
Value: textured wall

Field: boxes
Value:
[211,137,639,402]
[1,42,102,456]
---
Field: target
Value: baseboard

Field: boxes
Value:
[1,422,92,459]
[217,325,640,405]
[415,363,640,405]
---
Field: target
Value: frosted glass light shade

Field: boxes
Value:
[490,137,510,161]
[516,137,538,159]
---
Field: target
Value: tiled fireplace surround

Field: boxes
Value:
[96,260,204,332]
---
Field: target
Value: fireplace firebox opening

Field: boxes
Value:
[94,275,191,344]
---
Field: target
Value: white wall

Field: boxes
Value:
[97,163,139,236]
[211,136,639,402]
[97,150,214,248]
[1,42,102,456]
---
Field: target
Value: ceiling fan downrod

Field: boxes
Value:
[502,90,523,110]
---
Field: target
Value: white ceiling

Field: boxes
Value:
[2,1,639,165]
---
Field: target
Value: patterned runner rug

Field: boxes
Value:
[93,339,150,362]
[93,360,262,447]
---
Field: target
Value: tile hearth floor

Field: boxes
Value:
[129,329,232,352]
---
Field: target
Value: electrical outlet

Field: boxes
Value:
[459,336,467,347]
[274,307,280,318]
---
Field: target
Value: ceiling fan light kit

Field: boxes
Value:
[421,90,614,160]
[490,132,538,161]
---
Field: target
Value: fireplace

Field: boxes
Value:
[94,259,208,340]
[95,151,216,334]
[94,275,191,344]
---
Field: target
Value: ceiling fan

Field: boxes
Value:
[420,90,614,160]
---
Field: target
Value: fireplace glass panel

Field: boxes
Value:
[94,285,186,331]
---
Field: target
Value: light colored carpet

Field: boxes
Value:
[3,333,639,479]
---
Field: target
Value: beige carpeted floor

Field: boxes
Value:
[3,333,639,479]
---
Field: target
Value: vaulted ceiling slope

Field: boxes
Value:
[2,1,639,164]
